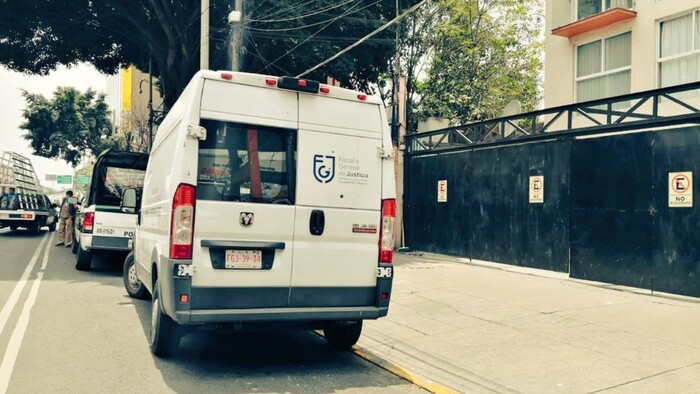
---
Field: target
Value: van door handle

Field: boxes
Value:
[309,210,325,236]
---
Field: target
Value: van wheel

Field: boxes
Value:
[150,281,180,357]
[71,238,78,254]
[323,321,363,349]
[48,220,56,232]
[75,246,92,271]
[30,220,41,234]
[123,253,148,299]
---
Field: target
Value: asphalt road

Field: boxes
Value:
[0,228,424,393]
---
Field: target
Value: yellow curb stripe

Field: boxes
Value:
[350,346,461,394]
[314,330,459,393]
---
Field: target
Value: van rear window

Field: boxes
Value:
[96,167,146,206]
[197,120,296,204]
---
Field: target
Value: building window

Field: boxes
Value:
[659,11,700,89]
[578,0,633,20]
[576,32,632,103]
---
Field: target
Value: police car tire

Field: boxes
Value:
[75,246,92,271]
[123,253,148,300]
[323,321,363,349]
[150,281,180,357]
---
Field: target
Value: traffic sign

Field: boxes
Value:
[529,176,544,204]
[56,175,73,185]
[669,171,692,208]
[76,175,90,186]
[45,174,57,181]
[437,180,447,202]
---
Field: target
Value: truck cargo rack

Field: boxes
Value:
[0,152,47,211]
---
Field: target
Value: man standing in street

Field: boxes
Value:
[56,190,76,247]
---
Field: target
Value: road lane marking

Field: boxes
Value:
[0,233,48,340]
[0,232,53,393]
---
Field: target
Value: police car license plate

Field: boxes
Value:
[225,250,262,269]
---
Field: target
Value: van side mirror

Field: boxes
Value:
[121,189,137,214]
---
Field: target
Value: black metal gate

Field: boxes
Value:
[404,83,700,297]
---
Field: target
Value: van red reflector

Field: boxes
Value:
[265,78,277,86]
[357,94,367,101]
[170,183,196,260]
[298,79,307,87]
[379,199,396,263]
[221,73,233,80]
[83,212,95,233]
[179,294,189,303]
[320,87,330,94]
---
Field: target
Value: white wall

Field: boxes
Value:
[545,0,700,108]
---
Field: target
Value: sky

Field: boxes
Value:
[0,64,107,190]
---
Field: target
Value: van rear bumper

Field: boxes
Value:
[175,306,389,325]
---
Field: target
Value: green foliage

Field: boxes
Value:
[409,0,543,126]
[21,87,120,167]
[0,1,418,108]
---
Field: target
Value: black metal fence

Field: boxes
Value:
[404,83,700,297]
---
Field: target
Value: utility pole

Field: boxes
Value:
[229,0,244,71]
[201,0,210,70]
[148,53,153,152]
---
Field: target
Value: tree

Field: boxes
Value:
[407,0,543,127]
[21,87,121,167]
[0,1,419,109]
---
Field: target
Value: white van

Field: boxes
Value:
[122,71,396,356]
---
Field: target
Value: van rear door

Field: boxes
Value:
[290,95,384,308]
[191,80,297,309]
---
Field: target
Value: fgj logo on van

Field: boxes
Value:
[240,212,254,227]
[313,154,336,184]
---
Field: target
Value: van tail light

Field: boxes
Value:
[379,199,396,263]
[83,212,95,233]
[170,183,196,260]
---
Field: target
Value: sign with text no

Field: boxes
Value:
[437,180,447,202]
[529,176,544,204]
[669,171,692,208]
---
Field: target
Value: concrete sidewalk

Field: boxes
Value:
[358,253,700,394]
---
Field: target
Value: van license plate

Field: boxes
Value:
[225,250,262,269]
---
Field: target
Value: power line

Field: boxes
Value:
[258,0,382,73]
[297,0,427,78]
[249,0,356,23]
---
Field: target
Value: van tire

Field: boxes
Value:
[150,281,180,357]
[48,219,56,232]
[75,246,92,271]
[123,253,148,299]
[323,321,363,349]
[71,238,78,254]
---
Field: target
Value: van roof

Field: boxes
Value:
[195,70,384,106]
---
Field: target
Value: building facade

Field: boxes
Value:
[545,0,700,108]
[105,66,163,151]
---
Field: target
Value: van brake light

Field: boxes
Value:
[83,212,95,233]
[170,184,196,260]
[379,199,396,263]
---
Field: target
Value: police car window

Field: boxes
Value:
[197,119,296,204]
[96,167,146,206]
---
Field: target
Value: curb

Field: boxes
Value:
[351,346,461,394]
[314,331,460,394]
